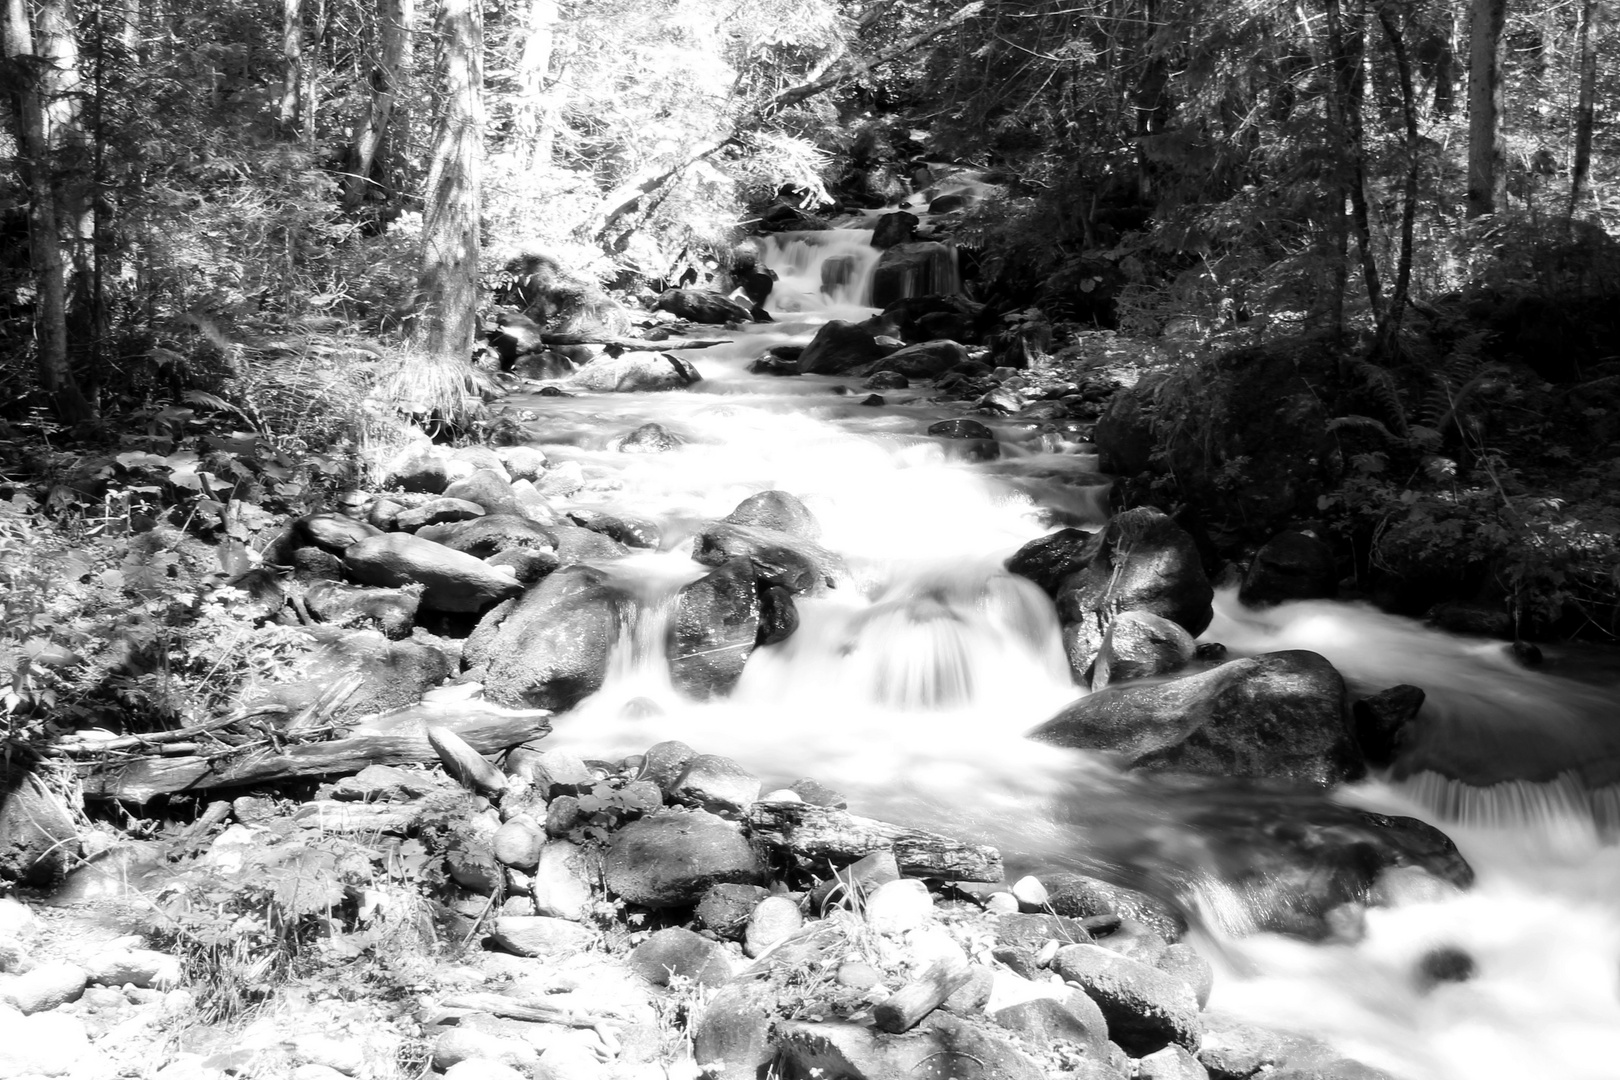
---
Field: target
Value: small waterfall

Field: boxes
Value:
[758,229,961,310]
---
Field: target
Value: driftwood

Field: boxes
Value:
[434,991,625,1057]
[873,953,974,1033]
[745,802,1003,883]
[78,711,551,802]
[539,333,727,352]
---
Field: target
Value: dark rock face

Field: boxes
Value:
[343,533,524,614]
[873,340,968,379]
[1054,508,1213,680]
[0,768,80,886]
[1240,532,1338,608]
[627,927,735,988]
[617,422,684,453]
[547,524,630,564]
[1033,650,1365,786]
[1353,684,1425,766]
[870,210,919,249]
[567,509,660,550]
[475,566,621,710]
[722,489,820,540]
[692,523,846,596]
[1093,377,1161,477]
[1092,610,1197,690]
[926,418,1000,461]
[654,288,754,324]
[798,320,883,375]
[756,584,799,646]
[1005,528,1095,596]
[871,242,959,308]
[602,808,763,908]
[668,558,762,699]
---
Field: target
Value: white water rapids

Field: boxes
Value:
[511,241,1620,1080]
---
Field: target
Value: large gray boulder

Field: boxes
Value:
[1031,650,1365,786]
[653,288,753,324]
[871,340,968,379]
[602,809,763,908]
[474,566,621,710]
[343,533,523,613]
[870,243,959,308]
[568,352,700,392]
[668,559,761,699]
[797,320,883,375]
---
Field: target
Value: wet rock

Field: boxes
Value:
[670,754,761,815]
[990,991,1110,1059]
[723,490,820,540]
[1369,864,1462,907]
[748,353,800,376]
[303,581,421,639]
[1051,943,1202,1056]
[690,979,778,1080]
[447,841,504,894]
[637,740,697,793]
[1005,528,1094,596]
[602,809,763,908]
[0,770,81,887]
[494,445,547,482]
[859,393,885,406]
[696,883,770,940]
[1043,875,1184,942]
[744,895,803,957]
[1195,1018,1318,1080]
[1240,532,1338,608]
[487,915,594,958]
[871,243,959,309]
[566,509,660,549]
[757,583,799,646]
[1092,610,1197,690]
[506,747,594,794]
[396,498,487,533]
[1033,650,1364,786]
[1095,918,1168,964]
[668,560,762,699]
[534,460,587,498]
[1415,945,1476,989]
[617,422,683,453]
[692,523,846,596]
[443,469,526,517]
[926,417,1000,461]
[547,524,629,564]
[476,566,621,710]
[1352,684,1424,767]
[654,288,753,324]
[871,210,919,249]
[628,927,736,988]
[873,340,968,379]
[569,352,701,393]
[1156,943,1214,1008]
[484,547,559,584]
[343,534,522,614]
[866,370,909,390]
[1,961,87,1013]
[798,320,884,375]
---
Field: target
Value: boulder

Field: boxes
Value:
[1005,528,1094,596]
[1033,650,1364,786]
[1352,684,1424,767]
[530,840,595,921]
[797,320,884,376]
[475,566,621,710]
[569,353,701,393]
[602,809,762,908]
[295,513,381,554]
[696,883,770,940]
[690,979,778,1080]
[1093,377,1160,476]
[0,961,87,1013]
[617,422,683,453]
[692,523,846,596]
[1156,943,1214,1009]
[1239,532,1338,608]
[757,584,799,646]
[873,340,969,380]
[1050,943,1202,1056]
[443,469,526,517]
[1092,610,1197,690]
[1138,1045,1210,1080]
[926,417,1000,461]
[1043,874,1185,942]
[870,211,919,249]
[343,533,523,613]
[670,754,761,814]
[1054,508,1213,679]
[668,559,763,699]
[628,927,735,988]
[493,445,547,481]
[866,370,909,390]
[386,444,451,494]
[302,581,421,639]
[653,288,752,324]
[567,509,660,549]
[990,990,1110,1059]
[743,895,803,958]
[722,490,820,540]
[547,524,629,564]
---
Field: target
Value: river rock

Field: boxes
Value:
[493,445,547,481]
[570,352,700,392]
[1196,1018,1318,1080]
[475,566,621,710]
[602,809,762,908]
[83,948,182,991]
[542,524,626,565]
[296,512,381,554]
[1156,943,1214,1008]
[416,514,556,560]
[696,883,771,940]
[628,927,735,989]
[667,560,762,699]
[1051,943,1202,1056]
[1031,650,1365,786]
[343,533,522,613]
[1352,684,1424,767]
[1043,875,1185,942]
[757,583,799,645]
[386,444,452,494]
[1139,1044,1210,1080]
[636,740,698,793]
[1,961,87,1013]
[871,210,918,249]
[0,771,81,886]
[866,370,909,390]
[798,320,884,375]
[434,1027,541,1073]
[395,498,486,533]
[485,547,558,584]
[443,469,526,517]
[487,915,594,958]
[1091,610,1197,689]
[0,1008,90,1076]
[1005,527,1095,596]
[990,990,1110,1059]
[616,422,683,453]
[864,878,934,935]
[690,979,778,1080]
[492,819,544,870]
[723,490,821,540]
[670,754,761,814]
[692,523,846,596]
[567,509,660,549]
[654,288,752,324]
[872,340,968,379]
[303,581,421,639]
[507,747,593,794]
[530,841,595,921]
[775,1014,1047,1080]
[1239,531,1338,608]
[744,895,803,957]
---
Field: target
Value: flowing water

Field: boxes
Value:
[512,238,1620,1080]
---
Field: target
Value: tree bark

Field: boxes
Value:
[2,0,93,422]
[1567,0,1601,220]
[280,0,303,135]
[1465,0,1507,217]
[1375,2,1419,356]
[512,0,557,172]
[1325,0,1381,320]
[413,0,483,360]
[344,0,414,209]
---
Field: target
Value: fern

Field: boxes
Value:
[1347,358,1412,438]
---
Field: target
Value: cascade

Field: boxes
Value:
[506,224,1620,1080]
[757,225,961,311]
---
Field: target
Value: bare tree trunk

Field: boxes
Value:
[302,0,326,146]
[413,0,483,360]
[280,0,302,135]
[1375,1,1420,357]
[1567,0,1601,219]
[2,0,92,421]
[1466,0,1507,217]
[1326,0,1381,320]
[513,0,557,172]
[345,0,414,209]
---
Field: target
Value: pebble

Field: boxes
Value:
[863,879,934,935]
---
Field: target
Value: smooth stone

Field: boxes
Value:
[864,879,934,935]
[494,445,548,481]
[487,916,595,958]
[1011,875,1049,911]
[1156,942,1215,1009]
[602,809,763,908]
[671,754,761,815]
[492,819,544,871]
[1,961,87,1013]
[343,533,522,613]
[531,842,595,922]
[83,949,182,991]
[627,927,735,989]
[744,896,804,958]
[1138,1044,1211,1080]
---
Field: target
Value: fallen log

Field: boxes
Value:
[873,953,974,1033]
[79,709,551,802]
[745,802,1003,883]
[538,334,728,352]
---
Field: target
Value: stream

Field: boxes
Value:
[510,234,1620,1080]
